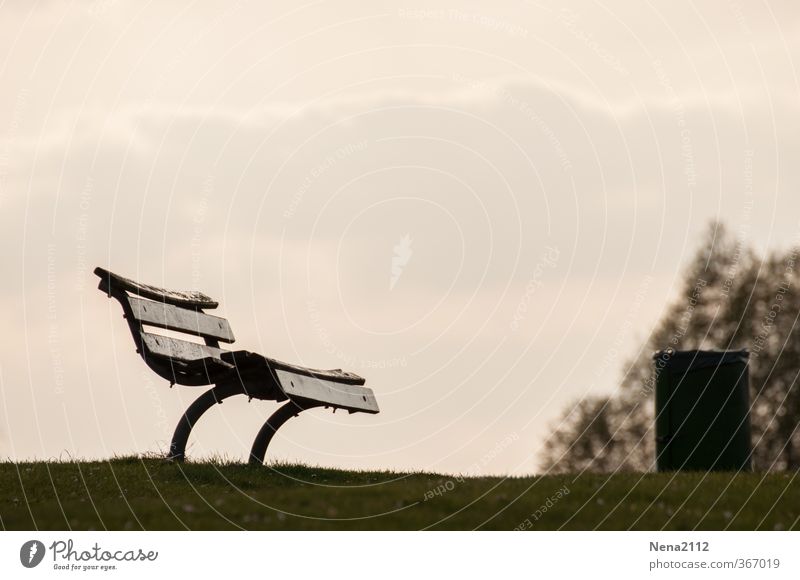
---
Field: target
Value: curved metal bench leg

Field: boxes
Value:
[169,383,242,461]
[249,401,324,465]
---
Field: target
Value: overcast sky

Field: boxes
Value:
[1,0,798,475]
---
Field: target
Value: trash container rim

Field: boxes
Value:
[652,348,749,372]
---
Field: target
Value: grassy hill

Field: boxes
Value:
[1,458,798,530]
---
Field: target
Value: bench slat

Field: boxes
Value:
[129,296,235,343]
[95,267,219,309]
[269,357,364,385]
[220,351,365,385]
[141,332,224,362]
[276,369,379,413]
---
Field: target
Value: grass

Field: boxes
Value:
[1,457,798,530]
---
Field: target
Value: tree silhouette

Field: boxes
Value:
[540,222,800,473]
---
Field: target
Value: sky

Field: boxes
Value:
[0,0,798,475]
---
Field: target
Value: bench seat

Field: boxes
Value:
[219,351,378,413]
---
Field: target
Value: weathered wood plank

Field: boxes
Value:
[129,296,235,343]
[269,357,365,385]
[141,332,224,362]
[94,267,218,309]
[276,370,379,413]
[221,351,365,385]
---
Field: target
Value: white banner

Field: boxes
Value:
[0,532,796,579]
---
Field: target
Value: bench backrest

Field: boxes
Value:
[95,267,236,385]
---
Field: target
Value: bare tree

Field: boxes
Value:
[540,222,800,472]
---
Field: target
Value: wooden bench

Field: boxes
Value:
[94,267,379,464]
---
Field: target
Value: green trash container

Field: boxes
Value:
[654,349,752,472]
